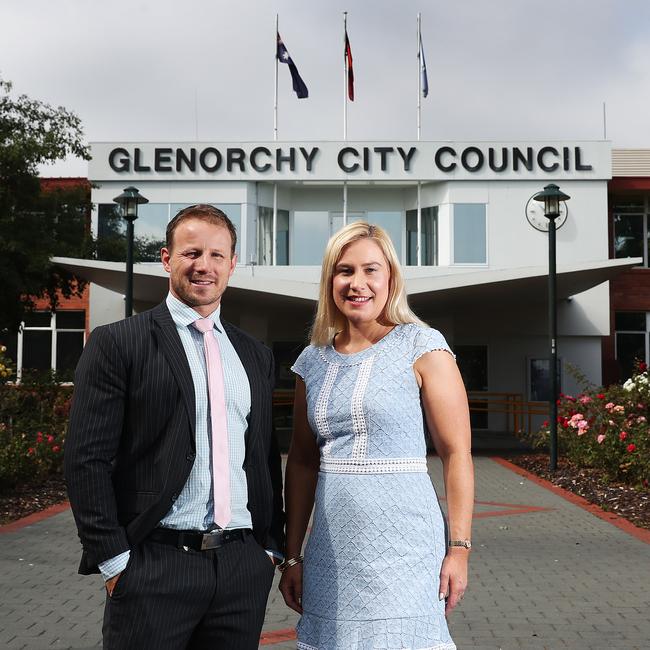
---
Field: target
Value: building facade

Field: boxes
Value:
[53,140,637,432]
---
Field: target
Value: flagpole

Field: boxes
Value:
[273,13,279,265]
[343,11,348,226]
[416,13,422,266]
[417,13,422,142]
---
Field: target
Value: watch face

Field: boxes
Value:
[525,195,568,232]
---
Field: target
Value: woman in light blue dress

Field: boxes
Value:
[279,223,474,650]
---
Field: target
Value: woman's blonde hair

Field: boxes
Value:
[310,221,427,346]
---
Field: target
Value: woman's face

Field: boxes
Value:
[332,238,391,327]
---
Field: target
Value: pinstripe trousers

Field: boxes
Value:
[102,532,275,650]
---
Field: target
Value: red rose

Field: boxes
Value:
[27,447,35,455]
[597,393,606,399]
[639,362,648,372]
[619,431,628,441]
[627,443,636,453]
[36,432,43,442]
[46,435,54,443]
[52,445,61,453]
[542,420,549,427]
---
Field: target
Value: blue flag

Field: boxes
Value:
[419,33,428,98]
[277,32,309,99]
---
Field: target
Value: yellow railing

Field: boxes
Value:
[467,391,549,433]
[274,389,549,433]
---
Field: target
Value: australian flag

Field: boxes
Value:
[277,32,309,99]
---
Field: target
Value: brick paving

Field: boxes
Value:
[1,456,648,649]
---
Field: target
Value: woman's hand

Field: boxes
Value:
[439,549,469,616]
[278,564,303,614]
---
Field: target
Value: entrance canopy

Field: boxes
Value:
[53,256,639,309]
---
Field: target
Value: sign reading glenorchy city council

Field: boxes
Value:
[89,141,611,181]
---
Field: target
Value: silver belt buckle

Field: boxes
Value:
[200,531,223,550]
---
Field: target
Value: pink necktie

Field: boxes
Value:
[193,318,231,529]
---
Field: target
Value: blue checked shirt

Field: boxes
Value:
[99,293,253,580]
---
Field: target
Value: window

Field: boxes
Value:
[453,204,487,264]
[291,211,331,265]
[97,203,241,262]
[16,311,86,381]
[456,345,488,429]
[612,198,648,266]
[528,358,562,402]
[257,207,289,265]
[406,206,438,265]
[615,311,648,380]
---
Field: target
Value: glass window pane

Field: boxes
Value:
[454,204,486,264]
[56,332,84,375]
[22,331,52,370]
[615,311,645,331]
[529,358,562,402]
[134,203,168,262]
[367,212,402,260]
[56,311,85,330]
[257,207,273,265]
[23,312,51,327]
[616,332,646,380]
[292,212,330,265]
[613,214,644,259]
[97,204,126,262]
[406,207,437,265]
[612,197,644,213]
[277,210,289,266]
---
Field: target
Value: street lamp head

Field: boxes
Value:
[533,183,570,219]
[113,186,149,220]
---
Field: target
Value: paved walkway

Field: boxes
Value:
[1,456,648,649]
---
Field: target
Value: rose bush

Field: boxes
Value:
[520,361,649,486]
[0,348,70,489]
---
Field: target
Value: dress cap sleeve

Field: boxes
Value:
[412,327,455,363]
[290,346,312,379]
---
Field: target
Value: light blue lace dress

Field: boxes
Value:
[291,323,457,650]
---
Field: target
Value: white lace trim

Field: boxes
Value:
[350,357,373,459]
[320,456,428,474]
[297,642,456,650]
[315,363,338,457]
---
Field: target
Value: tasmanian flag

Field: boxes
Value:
[419,33,429,98]
[277,32,308,99]
[345,30,354,101]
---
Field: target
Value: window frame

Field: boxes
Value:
[612,197,649,267]
[16,311,86,382]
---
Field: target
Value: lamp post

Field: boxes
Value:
[532,183,570,471]
[113,186,148,318]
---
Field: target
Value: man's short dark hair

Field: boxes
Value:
[166,204,237,256]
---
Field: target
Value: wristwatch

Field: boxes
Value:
[448,539,472,549]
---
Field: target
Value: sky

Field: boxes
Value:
[2,0,650,177]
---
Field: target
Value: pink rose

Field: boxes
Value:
[619,431,628,441]
[579,395,593,404]
[597,434,606,444]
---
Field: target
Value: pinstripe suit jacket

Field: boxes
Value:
[64,301,285,575]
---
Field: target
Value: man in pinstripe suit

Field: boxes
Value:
[65,205,285,649]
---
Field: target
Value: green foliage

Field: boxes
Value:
[518,361,650,486]
[0,348,69,490]
[0,76,91,333]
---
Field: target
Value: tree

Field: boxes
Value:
[0,77,91,333]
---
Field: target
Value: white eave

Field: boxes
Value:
[52,256,640,307]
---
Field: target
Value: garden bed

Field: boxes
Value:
[0,476,67,525]
[507,453,650,530]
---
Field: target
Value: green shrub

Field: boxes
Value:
[0,347,69,489]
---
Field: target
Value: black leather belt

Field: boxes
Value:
[148,527,251,551]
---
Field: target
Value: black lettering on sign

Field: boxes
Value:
[227,148,246,172]
[513,147,533,171]
[200,147,222,172]
[109,148,130,172]
[374,147,393,171]
[300,147,319,172]
[276,148,296,171]
[154,148,173,172]
[575,147,593,171]
[488,147,508,172]
[397,147,416,171]
[250,147,272,172]
[176,148,197,172]
[133,148,151,172]
[338,147,359,172]
[461,147,484,172]
[537,147,559,172]
[435,147,457,172]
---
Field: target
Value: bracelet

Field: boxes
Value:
[448,539,472,549]
[277,555,304,573]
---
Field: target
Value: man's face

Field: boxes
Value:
[161,218,237,316]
